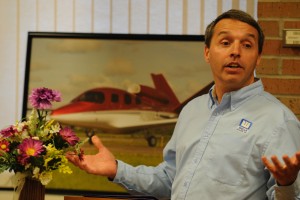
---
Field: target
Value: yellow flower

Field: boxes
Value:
[27,109,38,134]
[44,157,53,168]
[58,164,72,174]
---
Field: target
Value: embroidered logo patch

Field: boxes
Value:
[237,119,252,133]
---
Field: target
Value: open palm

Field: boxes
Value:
[66,136,117,179]
[262,151,300,186]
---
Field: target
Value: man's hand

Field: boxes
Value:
[66,135,117,179]
[262,151,300,186]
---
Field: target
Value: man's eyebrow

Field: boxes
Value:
[217,31,257,40]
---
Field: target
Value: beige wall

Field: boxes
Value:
[0,0,257,128]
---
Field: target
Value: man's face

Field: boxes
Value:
[204,18,261,92]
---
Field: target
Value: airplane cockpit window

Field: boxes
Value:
[111,93,119,103]
[135,97,141,104]
[79,92,105,104]
[124,94,132,104]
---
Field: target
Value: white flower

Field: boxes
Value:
[33,167,40,175]
[39,171,53,185]
[20,130,30,139]
[25,163,31,170]
[32,167,41,179]
[50,123,61,133]
[15,122,25,132]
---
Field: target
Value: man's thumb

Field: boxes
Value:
[91,135,103,149]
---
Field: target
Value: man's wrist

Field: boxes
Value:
[108,160,118,181]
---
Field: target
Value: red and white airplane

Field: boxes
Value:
[50,73,213,146]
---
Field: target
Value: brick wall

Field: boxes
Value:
[257,1,300,120]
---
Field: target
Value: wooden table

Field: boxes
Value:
[64,195,157,200]
[64,197,126,200]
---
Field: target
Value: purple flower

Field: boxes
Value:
[18,138,44,165]
[29,87,61,109]
[0,126,17,138]
[59,127,79,146]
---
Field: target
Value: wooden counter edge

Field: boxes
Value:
[64,196,124,200]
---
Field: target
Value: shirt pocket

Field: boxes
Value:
[205,133,254,186]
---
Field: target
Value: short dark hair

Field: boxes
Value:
[204,9,265,54]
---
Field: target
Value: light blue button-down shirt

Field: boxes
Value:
[113,80,300,200]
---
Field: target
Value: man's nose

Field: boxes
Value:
[230,42,241,58]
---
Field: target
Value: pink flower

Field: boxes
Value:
[29,87,61,109]
[18,138,44,165]
[59,127,79,146]
[0,126,17,138]
[0,140,10,153]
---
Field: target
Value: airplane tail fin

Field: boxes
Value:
[151,73,214,114]
[129,73,213,114]
[151,73,180,109]
[174,81,214,113]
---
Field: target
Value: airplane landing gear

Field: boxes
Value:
[146,135,157,147]
[86,130,95,144]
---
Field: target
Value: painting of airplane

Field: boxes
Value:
[50,73,213,146]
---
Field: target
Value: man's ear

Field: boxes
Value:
[204,45,210,63]
[256,54,262,67]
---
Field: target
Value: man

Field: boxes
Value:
[67,9,300,199]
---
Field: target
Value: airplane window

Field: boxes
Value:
[135,97,141,104]
[94,92,105,103]
[124,94,132,104]
[111,93,119,103]
[80,92,104,103]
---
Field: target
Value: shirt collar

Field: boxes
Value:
[208,79,264,111]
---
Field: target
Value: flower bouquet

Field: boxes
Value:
[0,87,86,200]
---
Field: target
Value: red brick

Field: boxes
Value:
[256,58,279,75]
[258,2,300,18]
[277,97,300,115]
[261,78,300,95]
[280,45,300,56]
[263,39,300,56]
[282,59,300,75]
[263,39,281,55]
[284,21,300,29]
[258,20,279,37]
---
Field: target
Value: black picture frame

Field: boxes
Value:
[22,32,213,196]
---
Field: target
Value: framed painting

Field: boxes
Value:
[21,32,213,196]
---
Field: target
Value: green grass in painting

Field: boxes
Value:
[46,129,172,193]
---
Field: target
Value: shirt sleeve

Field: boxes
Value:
[264,119,300,199]
[111,109,182,199]
[274,181,300,200]
[112,158,175,199]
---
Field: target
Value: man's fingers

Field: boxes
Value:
[295,152,300,167]
[262,156,274,171]
[262,155,285,174]
[66,151,85,166]
[270,155,284,170]
[283,154,300,171]
[261,156,268,165]
[282,155,294,169]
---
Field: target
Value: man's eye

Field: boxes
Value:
[243,43,252,49]
[221,41,230,46]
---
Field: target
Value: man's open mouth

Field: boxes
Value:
[226,63,241,68]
